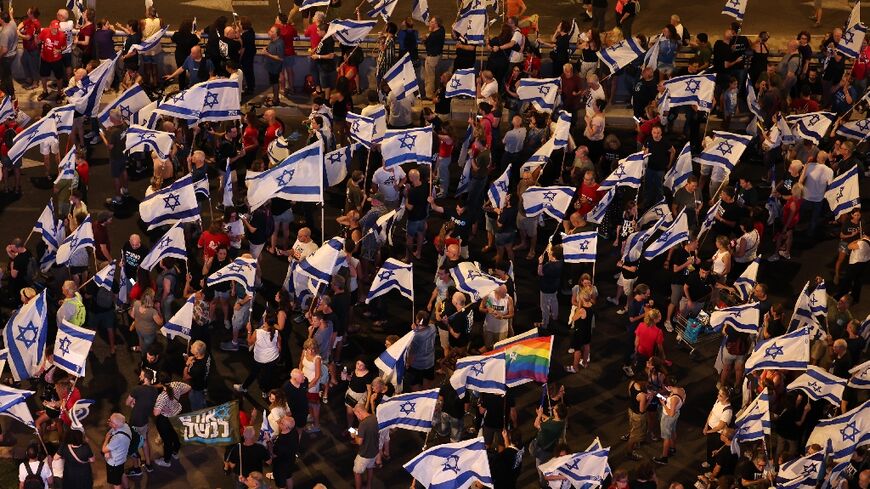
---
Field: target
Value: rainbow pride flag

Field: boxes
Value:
[489,329,553,387]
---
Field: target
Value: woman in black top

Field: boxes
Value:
[205,16,228,77]
[172,19,201,90]
[343,358,375,427]
[453,35,477,71]
[486,25,513,86]
[617,0,638,39]
[541,20,572,77]
[749,31,770,84]
[120,19,142,73]
[55,430,95,489]
[239,17,257,94]
[329,77,354,145]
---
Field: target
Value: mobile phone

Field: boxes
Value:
[632,116,641,124]
[128,278,136,286]
[348,427,358,436]
[657,393,668,402]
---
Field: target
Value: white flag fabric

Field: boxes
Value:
[699,199,722,239]
[377,388,438,432]
[709,302,761,334]
[156,79,241,122]
[222,159,234,207]
[487,164,512,209]
[300,0,330,8]
[539,446,611,489]
[404,438,493,489]
[56,215,94,265]
[450,261,505,301]
[127,25,167,54]
[139,223,188,271]
[137,99,160,129]
[848,0,862,30]
[7,104,74,164]
[722,0,748,21]
[836,117,870,140]
[383,53,420,100]
[849,359,870,389]
[597,37,646,73]
[54,147,78,185]
[825,165,861,218]
[64,55,118,116]
[733,259,760,303]
[586,186,616,225]
[643,209,689,259]
[562,231,598,263]
[33,199,61,252]
[322,19,377,46]
[838,23,868,58]
[642,35,660,71]
[746,78,763,121]
[325,144,357,187]
[98,83,152,127]
[698,131,753,172]
[367,258,414,303]
[663,142,693,192]
[3,290,48,381]
[247,141,324,210]
[450,352,507,397]
[807,400,870,478]
[162,293,195,341]
[445,68,476,98]
[786,112,836,144]
[452,0,487,45]
[125,124,175,159]
[638,200,672,228]
[375,329,414,389]
[599,151,645,191]
[745,327,810,373]
[381,126,433,169]
[347,112,376,148]
[516,77,561,112]
[522,186,576,220]
[787,365,847,406]
[553,111,572,149]
[0,385,36,429]
[775,451,824,489]
[93,261,118,291]
[206,256,258,295]
[139,174,201,230]
[663,74,717,112]
[69,398,95,432]
[790,280,827,330]
[0,95,15,123]
[54,319,95,377]
[731,388,771,454]
[366,0,398,21]
[298,237,345,285]
[623,217,666,262]
[520,137,555,174]
[411,0,430,23]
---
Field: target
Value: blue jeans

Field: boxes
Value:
[644,169,666,207]
[137,331,156,354]
[189,389,206,411]
[802,199,825,237]
[437,156,450,195]
[161,295,175,323]
[21,49,39,83]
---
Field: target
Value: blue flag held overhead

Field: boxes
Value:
[139,223,188,271]
[246,141,324,210]
[745,326,810,374]
[522,186,576,220]
[0,385,36,429]
[664,142,694,191]
[3,290,48,382]
[55,215,94,265]
[807,400,870,480]
[377,388,438,432]
[597,37,645,73]
[586,186,615,225]
[698,131,753,172]
[722,0,748,21]
[367,258,413,303]
[162,294,196,341]
[383,53,420,100]
[381,126,433,169]
[835,117,870,140]
[516,78,561,112]
[825,165,861,218]
[125,124,175,159]
[445,68,476,98]
[709,302,761,334]
[599,151,645,191]
[487,164,511,210]
[786,365,847,406]
[322,19,377,46]
[450,353,507,397]
[127,25,168,54]
[452,0,487,45]
[786,112,836,145]
[663,74,716,111]
[99,84,152,127]
[375,330,414,391]
[849,358,870,389]
[404,438,492,489]
[206,256,258,296]
[450,261,505,301]
[643,209,689,259]
[731,388,770,455]
[732,259,760,302]
[139,174,201,230]
[54,319,96,377]
[346,112,376,148]
[562,231,598,263]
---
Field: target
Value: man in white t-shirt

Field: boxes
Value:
[799,151,834,237]
[372,164,406,208]
[506,17,525,65]
[585,73,607,118]
[56,9,74,79]
[18,444,53,489]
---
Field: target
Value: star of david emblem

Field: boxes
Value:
[542,191,557,202]
[466,270,483,281]
[399,401,416,415]
[170,91,185,104]
[730,0,740,6]
[538,85,551,96]
[716,140,734,156]
[469,361,485,376]
[450,78,462,90]
[565,458,582,471]
[801,463,817,478]
[659,231,670,242]
[733,308,743,318]
[843,30,855,46]
[764,344,784,359]
[68,236,79,252]
[163,193,182,211]
[138,132,156,143]
[203,91,219,109]
[857,119,870,132]
[328,152,344,165]
[228,263,245,274]
[378,270,395,281]
[685,79,702,94]
[809,295,818,306]
[578,240,590,251]
[654,208,664,217]
[611,41,625,50]
[276,168,295,187]
[16,321,39,349]
[859,365,870,379]
[119,105,132,121]
[398,133,417,151]
[808,114,821,126]
[58,336,72,356]
[352,120,362,134]
[497,181,509,193]
[614,165,626,179]
[51,111,64,125]
[836,186,845,202]
[807,381,822,393]
[442,455,461,474]
[158,236,171,250]
[840,420,859,442]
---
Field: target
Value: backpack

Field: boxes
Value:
[22,460,45,489]
[115,429,141,459]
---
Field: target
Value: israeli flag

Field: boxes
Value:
[553,111,572,149]
[99,84,152,127]
[140,174,201,230]
[562,231,598,263]
[849,359,870,389]
[266,136,291,167]
[65,54,119,116]
[412,0,430,23]
[125,124,174,159]
[323,19,377,46]
[162,293,195,341]
[455,126,474,195]
[34,199,60,251]
[746,78,763,121]
[722,0,748,21]
[643,209,689,259]
[372,208,401,246]
[698,131,753,172]
[445,68,476,98]
[383,53,420,100]
[599,151,646,191]
[452,0,487,45]
[838,23,868,58]
[710,302,761,334]
[539,447,611,489]
[7,104,74,164]
[298,237,344,285]
[93,261,118,291]
[257,408,273,444]
[404,438,492,488]
[663,74,716,111]
[662,143,693,192]
[325,144,357,187]
[139,223,188,271]
[699,199,722,239]
[848,0,862,30]
[450,261,505,301]
[54,319,95,377]
[375,329,414,390]
[623,217,666,262]
[377,388,438,432]
[128,24,168,54]
[836,118,870,141]
[367,0,398,20]
[381,126,433,169]
[787,365,848,406]
[597,37,646,73]
[300,0,330,8]
[516,77,561,112]
[0,385,36,429]
[731,388,771,455]
[745,326,810,374]
[0,95,15,122]
[825,165,861,218]
[638,200,672,228]
[520,137,555,174]
[586,187,616,225]
[786,112,836,144]
[247,141,324,210]
[56,215,94,265]
[69,398,95,432]
[775,451,824,489]
[807,400,870,473]
[367,258,414,303]
[347,112,376,148]
[487,164,512,209]
[450,353,507,397]
[790,281,825,330]
[728,260,759,303]
[3,290,48,382]
[54,147,78,185]
[206,256,257,295]
[222,159,234,207]
[642,35,660,71]
[522,186,576,220]
[137,99,160,129]
[776,113,796,146]
[156,79,241,122]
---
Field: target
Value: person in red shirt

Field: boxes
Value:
[275,13,297,97]
[240,111,260,171]
[57,379,82,431]
[39,20,67,100]
[790,85,820,114]
[262,109,284,157]
[0,117,23,192]
[75,150,90,201]
[197,219,231,260]
[575,169,601,217]
[18,7,43,89]
[634,308,667,366]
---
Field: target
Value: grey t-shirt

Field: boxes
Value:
[357,414,379,458]
[266,38,284,74]
[0,22,18,58]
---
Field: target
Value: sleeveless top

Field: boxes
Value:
[629,383,644,414]
[663,392,684,419]
[302,354,321,391]
[735,230,760,263]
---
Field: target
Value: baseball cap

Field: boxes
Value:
[50,20,60,29]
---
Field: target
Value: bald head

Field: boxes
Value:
[129,234,141,248]
[190,45,202,59]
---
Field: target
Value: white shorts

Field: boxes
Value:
[617,274,636,293]
[353,455,377,474]
[40,139,59,156]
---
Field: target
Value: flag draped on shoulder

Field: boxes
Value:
[450,262,505,301]
[599,151,645,191]
[722,0,748,21]
[452,0,487,45]
[709,302,761,334]
[404,438,492,489]
[128,25,168,54]
[383,53,420,100]
[54,319,95,377]
[324,144,357,187]
[598,37,645,73]
[451,353,507,397]
[377,388,438,432]
[664,142,694,192]
[522,186,576,220]
[139,174,201,230]
[139,223,188,271]
[516,78,561,112]
[745,327,810,373]
[698,131,753,172]
[367,258,414,303]
[99,83,152,127]
[125,124,175,159]
[3,290,48,382]
[162,293,196,341]
[663,74,716,111]
[731,388,770,454]
[562,231,598,263]
[786,365,847,406]
[445,68,476,98]
[375,330,414,390]
[786,112,836,145]
[206,256,258,295]
[381,126,433,168]
[643,209,689,259]
[323,19,377,46]
[825,165,861,218]
[247,141,323,210]
[170,401,241,446]
[56,215,94,265]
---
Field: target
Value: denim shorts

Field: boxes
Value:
[141,54,156,63]
[407,219,426,236]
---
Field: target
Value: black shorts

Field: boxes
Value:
[40,60,64,79]
[110,158,127,178]
[62,52,72,67]
[405,366,435,386]
[268,71,280,84]
[106,463,125,485]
